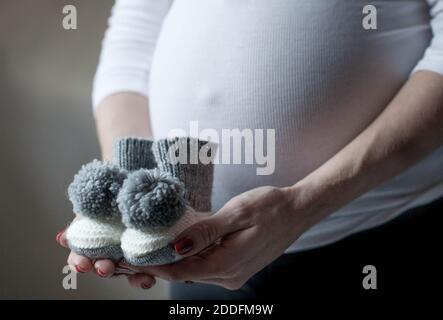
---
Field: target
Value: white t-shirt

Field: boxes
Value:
[93,0,443,252]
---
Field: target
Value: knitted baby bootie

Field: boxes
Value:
[66,137,156,261]
[118,137,217,266]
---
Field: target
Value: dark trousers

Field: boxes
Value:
[170,197,443,299]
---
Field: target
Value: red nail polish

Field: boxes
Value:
[141,283,152,289]
[96,269,108,278]
[75,265,86,273]
[174,236,194,255]
[55,229,65,243]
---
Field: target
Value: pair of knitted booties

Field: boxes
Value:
[66,137,216,266]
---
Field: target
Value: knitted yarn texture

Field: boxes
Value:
[119,137,217,266]
[66,137,156,260]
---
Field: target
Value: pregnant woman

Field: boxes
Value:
[57,0,443,298]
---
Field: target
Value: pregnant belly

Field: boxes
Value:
[148,0,432,207]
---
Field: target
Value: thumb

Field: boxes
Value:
[173,211,236,257]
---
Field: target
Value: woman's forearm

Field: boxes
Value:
[291,70,443,226]
[95,93,152,160]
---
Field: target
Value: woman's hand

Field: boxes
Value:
[118,185,313,290]
[56,216,156,289]
[56,216,116,277]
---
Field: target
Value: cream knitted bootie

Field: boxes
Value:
[66,138,156,260]
[118,137,217,266]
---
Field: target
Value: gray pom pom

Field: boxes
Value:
[68,160,126,220]
[118,169,186,229]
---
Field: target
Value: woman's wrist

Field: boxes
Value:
[277,184,321,236]
[284,173,345,233]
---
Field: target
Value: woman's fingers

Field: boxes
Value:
[126,273,156,289]
[94,259,116,278]
[173,211,246,258]
[114,266,137,275]
[56,228,69,248]
[59,216,117,278]
[56,215,81,248]
[65,248,116,278]
[67,251,93,273]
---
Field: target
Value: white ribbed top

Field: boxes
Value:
[93,0,443,252]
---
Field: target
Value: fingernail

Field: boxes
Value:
[174,236,194,255]
[141,282,153,289]
[96,269,108,278]
[75,265,87,273]
[55,229,65,243]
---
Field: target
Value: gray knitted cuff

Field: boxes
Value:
[112,137,157,171]
[153,137,217,212]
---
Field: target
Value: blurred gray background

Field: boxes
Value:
[0,0,168,299]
